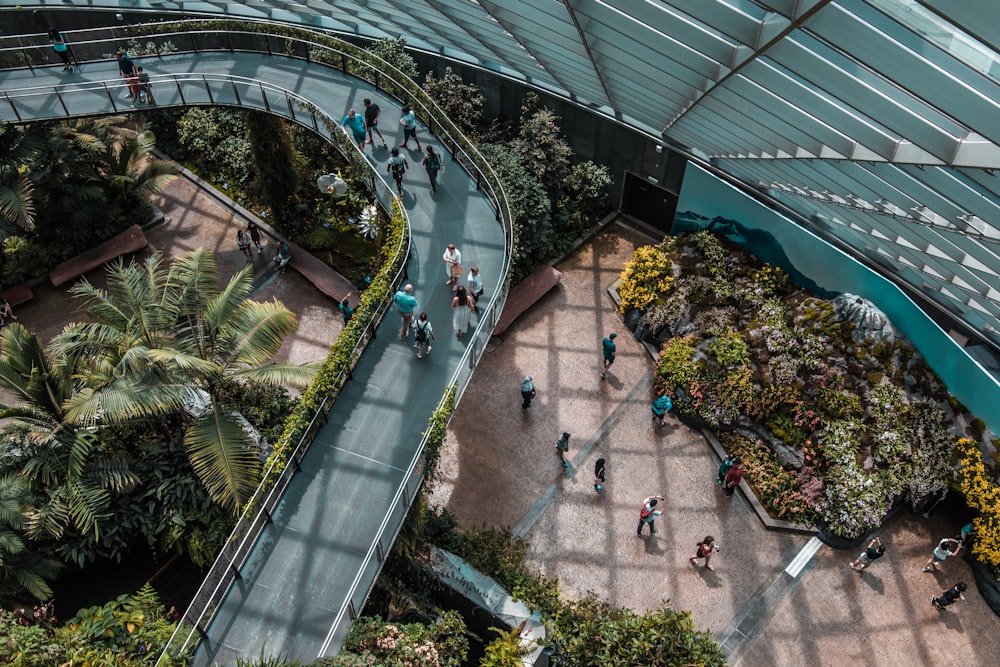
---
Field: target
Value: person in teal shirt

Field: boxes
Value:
[342,108,367,150]
[651,394,672,427]
[393,284,418,341]
[339,292,354,325]
[600,333,617,378]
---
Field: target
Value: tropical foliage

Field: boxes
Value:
[956,438,1000,569]
[0,585,176,667]
[629,231,971,537]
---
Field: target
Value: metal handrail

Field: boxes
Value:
[0,21,514,662]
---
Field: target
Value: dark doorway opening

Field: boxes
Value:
[621,173,679,234]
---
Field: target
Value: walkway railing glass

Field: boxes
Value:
[1,21,513,662]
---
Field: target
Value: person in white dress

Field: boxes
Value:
[451,286,474,338]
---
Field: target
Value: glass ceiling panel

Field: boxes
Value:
[3,0,999,341]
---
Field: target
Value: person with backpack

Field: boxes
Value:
[387,147,408,196]
[422,146,443,193]
[637,495,664,536]
[236,228,252,260]
[413,312,435,359]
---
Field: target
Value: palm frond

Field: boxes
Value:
[221,302,300,368]
[185,408,262,513]
[230,363,320,389]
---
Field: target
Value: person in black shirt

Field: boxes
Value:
[932,582,967,610]
[363,98,387,148]
[849,536,885,572]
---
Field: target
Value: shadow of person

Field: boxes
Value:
[937,608,965,632]
[642,534,666,555]
[693,565,724,588]
[860,573,885,595]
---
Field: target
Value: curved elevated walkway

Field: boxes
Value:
[0,53,506,663]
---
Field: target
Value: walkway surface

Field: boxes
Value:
[431,224,1000,666]
[0,54,506,664]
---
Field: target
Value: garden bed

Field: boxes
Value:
[618,231,998,543]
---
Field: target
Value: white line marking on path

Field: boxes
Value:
[785,536,823,578]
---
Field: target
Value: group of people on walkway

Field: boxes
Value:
[392,243,486,360]
[343,101,443,196]
[846,526,976,612]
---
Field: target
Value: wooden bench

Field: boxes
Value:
[285,241,358,307]
[0,281,34,307]
[492,265,562,336]
[49,224,149,287]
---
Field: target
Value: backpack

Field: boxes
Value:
[639,504,652,519]
[427,153,441,171]
[415,321,429,342]
[390,157,407,178]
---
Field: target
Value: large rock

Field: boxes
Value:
[832,293,899,343]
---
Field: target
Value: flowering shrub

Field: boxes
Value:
[341,612,468,667]
[723,433,817,526]
[654,335,702,395]
[618,243,674,313]
[707,330,750,367]
[868,380,910,464]
[749,264,789,297]
[955,438,1000,568]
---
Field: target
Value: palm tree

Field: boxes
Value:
[0,324,140,544]
[0,122,37,240]
[57,250,316,512]
[97,127,177,208]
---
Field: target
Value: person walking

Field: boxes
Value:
[594,457,606,492]
[451,286,474,338]
[520,376,536,412]
[0,297,17,326]
[363,98,387,148]
[422,146,443,193]
[467,266,484,312]
[394,284,418,341]
[273,240,292,273]
[600,333,617,379]
[555,432,571,469]
[117,50,139,101]
[922,537,962,572]
[342,108,368,151]
[651,394,672,428]
[717,454,735,486]
[931,582,968,610]
[637,496,664,536]
[387,148,409,196]
[723,458,743,497]
[399,105,421,150]
[49,28,73,72]
[413,312,435,359]
[849,536,885,572]
[236,228,252,260]
[339,293,354,325]
[137,67,156,104]
[689,536,720,571]
[443,244,462,288]
[247,222,264,254]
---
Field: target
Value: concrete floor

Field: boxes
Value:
[431,225,1000,666]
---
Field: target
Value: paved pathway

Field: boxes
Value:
[1,53,507,664]
[433,225,1000,666]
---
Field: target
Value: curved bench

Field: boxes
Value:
[49,224,149,287]
[492,265,562,336]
